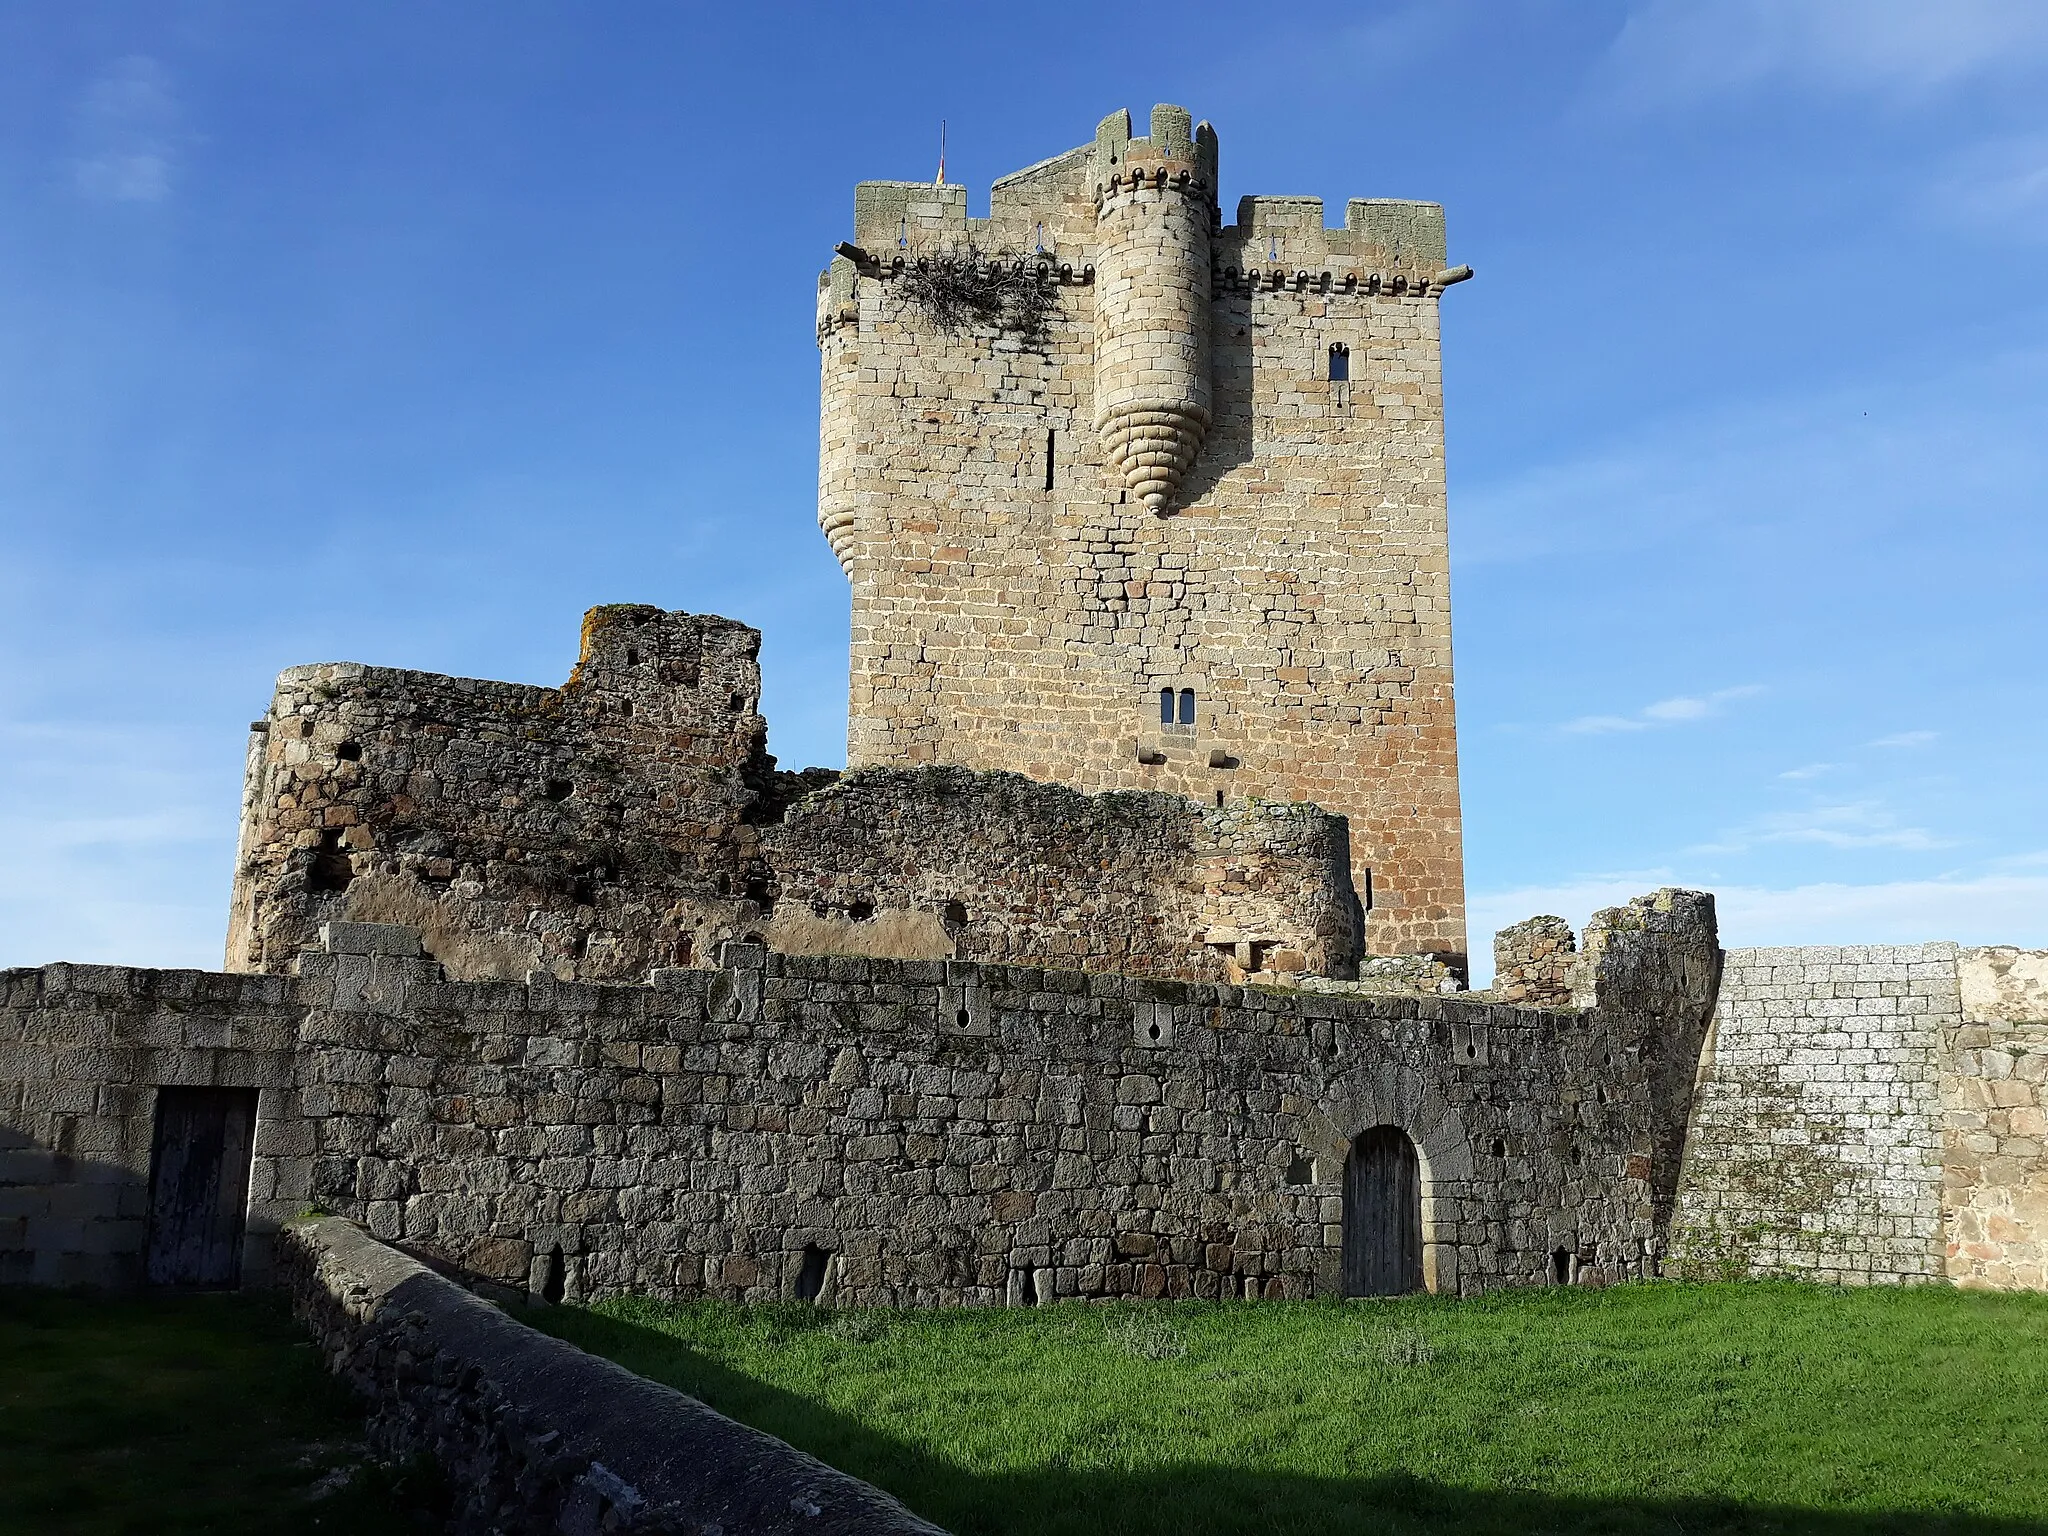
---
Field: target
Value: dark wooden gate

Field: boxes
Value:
[1342,1124,1423,1297]
[144,1087,259,1288]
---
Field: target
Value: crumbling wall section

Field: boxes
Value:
[226,605,777,984]
[1490,916,1576,1006]
[761,766,1360,982]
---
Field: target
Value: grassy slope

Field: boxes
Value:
[536,1282,2048,1536]
[0,1289,442,1536]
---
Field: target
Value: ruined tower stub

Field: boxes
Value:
[818,104,1472,967]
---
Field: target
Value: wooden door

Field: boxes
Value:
[145,1087,258,1288]
[1342,1125,1423,1297]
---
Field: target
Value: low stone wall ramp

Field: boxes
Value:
[282,1216,946,1535]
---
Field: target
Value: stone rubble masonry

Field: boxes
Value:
[225,604,779,985]
[280,1215,944,1536]
[1,889,1720,1303]
[819,103,1469,968]
[1490,916,1577,1008]
[1946,947,2048,1290]
[226,606,1362,989]
[1670,945,1957,1284]
[761,765,1361,984]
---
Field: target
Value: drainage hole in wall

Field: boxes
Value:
[626,647,641,666]
[541,779,574,802]
[1021,1268,1039,1305]
[1551,1248,1572,1285]
[942,899,968,927]
[1284,1153,1314,1186]
[1491,1138,1506,1159]
[542,1245,566,1305]
[336,741,361,762]
[848,900,875,922]
[795,1244,829,1302]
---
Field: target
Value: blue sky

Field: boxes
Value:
[1,1,2043,977]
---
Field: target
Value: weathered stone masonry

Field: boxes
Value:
[2,893,1717,1300]
[820,104,1471,967]
[282,1216,942,1536]
[225,605,1359,989]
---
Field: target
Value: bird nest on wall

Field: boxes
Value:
[893,243,1058,347]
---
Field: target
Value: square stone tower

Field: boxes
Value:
[817,105,1470,967]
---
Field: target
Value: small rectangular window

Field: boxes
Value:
[1178,688,1196,726]
[1045,429,1056,491]
[1159,688,1175,725]
[1328,343,1350,383]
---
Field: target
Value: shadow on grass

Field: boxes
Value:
[540,1304,2045,1536]
[0,1286,446,1536]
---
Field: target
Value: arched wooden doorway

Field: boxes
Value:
[1343,1125,1423,1297]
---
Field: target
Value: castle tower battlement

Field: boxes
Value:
[1089,105,1217,513]
[817,105,1473,969]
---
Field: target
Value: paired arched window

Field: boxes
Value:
[1158,687,1196,726]
[1328,342,1350,382]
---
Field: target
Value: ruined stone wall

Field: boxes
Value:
[227,609,1360,988]
[225,605,779,983]
[820,104,1469,966]
[5,893,1719,1304]
[1945,947,2048,1289]
[760,766,1360,984]
[1670,945,1956,1284]
[1490,916,1577,1007]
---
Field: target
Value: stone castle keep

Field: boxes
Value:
[3,106,2045,1305]
[822,105,1469,965]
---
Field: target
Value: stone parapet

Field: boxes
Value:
[3,894,1720,1303]
[279,1216,944,1536]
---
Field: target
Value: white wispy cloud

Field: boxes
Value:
[70,55,182,204]
[1779,763,1837,780]
[1560,684,1761,736]
[1870,730,1937,748]
[1689,799,1949,855]
[1468,868,2048,984]
[1598,0,2048,108]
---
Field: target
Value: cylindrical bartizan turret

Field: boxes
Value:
[1091,105,1218,516]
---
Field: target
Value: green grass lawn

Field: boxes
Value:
[535,1282,2048,1536]
[0,1288,443,1536]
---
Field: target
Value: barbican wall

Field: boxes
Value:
[1,892,1719,1301]
[819,104,1470,966]
[225,606,1358,989]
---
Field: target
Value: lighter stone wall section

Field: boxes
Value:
[1670,944,1954,1284]
[1944,947,2048,1289]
